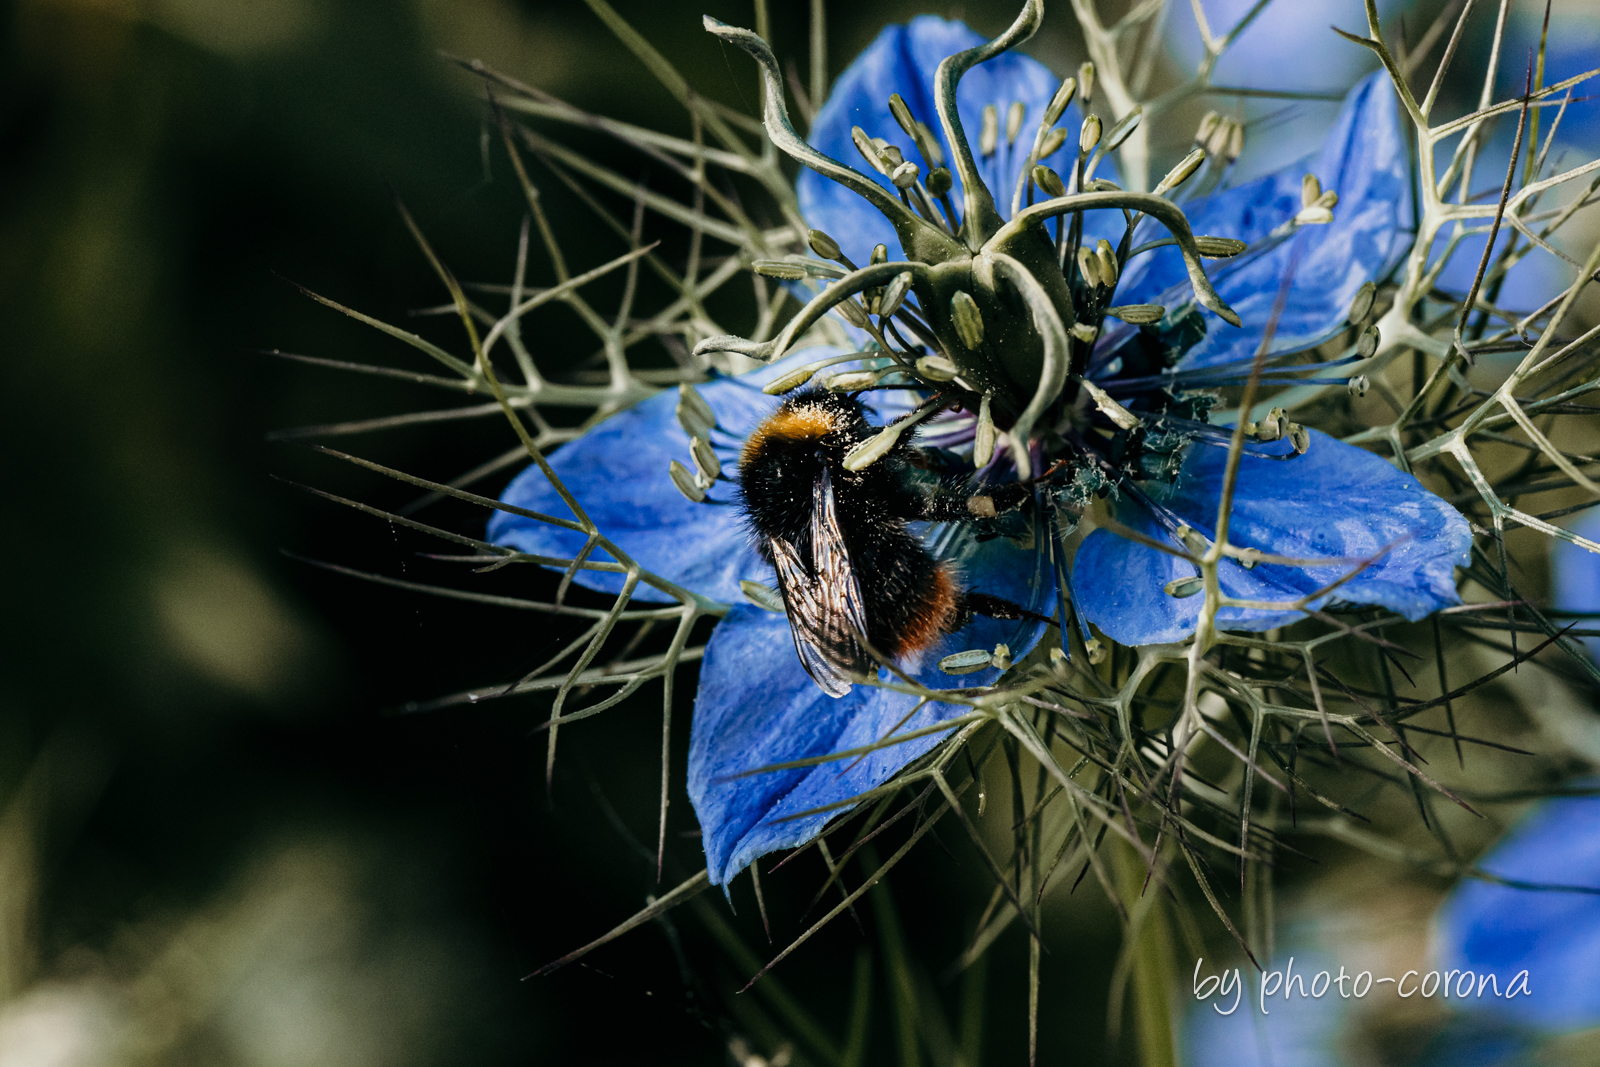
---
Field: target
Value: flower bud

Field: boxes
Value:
[1077,61,1096,105]
[1348,280,1377,324]
[1357,324,1381,359]
[669,459,706,502]
[740,580,786,614]
[807,228,841,261]
[690,436,720,481]
[1195,235,1247,258]
[870,243,887,266]
[1105,304,1165,324]
[974,394,996,467]
[990,643,1013,670]
[1154,148,1205,195]
[1033,164,1067,199]
[1164,575,1204,598]
[1006,100,1026,147]
[1044,76,1077,127]
[939,648,992,674]
[925,167,953,196]
[915,354,958,381]
[1288,423,1310,454]
[1079,113,1102,153]
[890,160,920,188]
[1085,637,1107,665]
[950,290,985,348]
[878,271,913,318]
[980,104,999,158]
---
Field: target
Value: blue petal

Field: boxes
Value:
[1551,509,1600,661]
[799,16,1113,269]
[1114,72,1413,370]
[488,350,861,605]
[1075,430,1469,645]
[1164,0,1403,96]
[689,526,1054,885]
[1182,949,1347,1067]
[689,605,952,885]
[1436,790,1600,1032]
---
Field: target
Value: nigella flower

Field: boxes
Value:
[1435,789,1600,1032]
[1429,522,1600,1035]
[489,9,1469,885]
[1552,508,1600,661]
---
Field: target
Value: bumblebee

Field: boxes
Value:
[738,390,1048,697]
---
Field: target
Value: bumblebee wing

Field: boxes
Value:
[769,536,857,698]
[809,466,872,656]
[766,468,872,698]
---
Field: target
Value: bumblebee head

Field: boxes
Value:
[740,391,872,470]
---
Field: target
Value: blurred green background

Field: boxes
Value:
[2,1,1593,1064]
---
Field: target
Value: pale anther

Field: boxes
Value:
[1079,113,1102,153]
[950,291,985,349]
[1033,164,1066,199]
[669,459,706,503]
[979,105,999,158]
[1044,76,1077,127]
[974,394,996,467]
[690,436,720,481]
[1164,575,1204,598]
[1357,324,1381,359]
[915,353,958,381]
[939,648,992,674]
[1005,101,1025,147]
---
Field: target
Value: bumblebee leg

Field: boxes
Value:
[906,459,1074,523]
[961,591,1056,628]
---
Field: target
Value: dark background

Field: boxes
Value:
[1,1,1585,1064]
[0,3,1117,1063]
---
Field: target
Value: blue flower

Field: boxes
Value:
[1551,509,1600,661]
[1436,790,1600,1032]
[1183,948,1348,1067]
[490,16,1470,885]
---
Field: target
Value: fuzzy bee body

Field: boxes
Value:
[738,390,1041,697]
